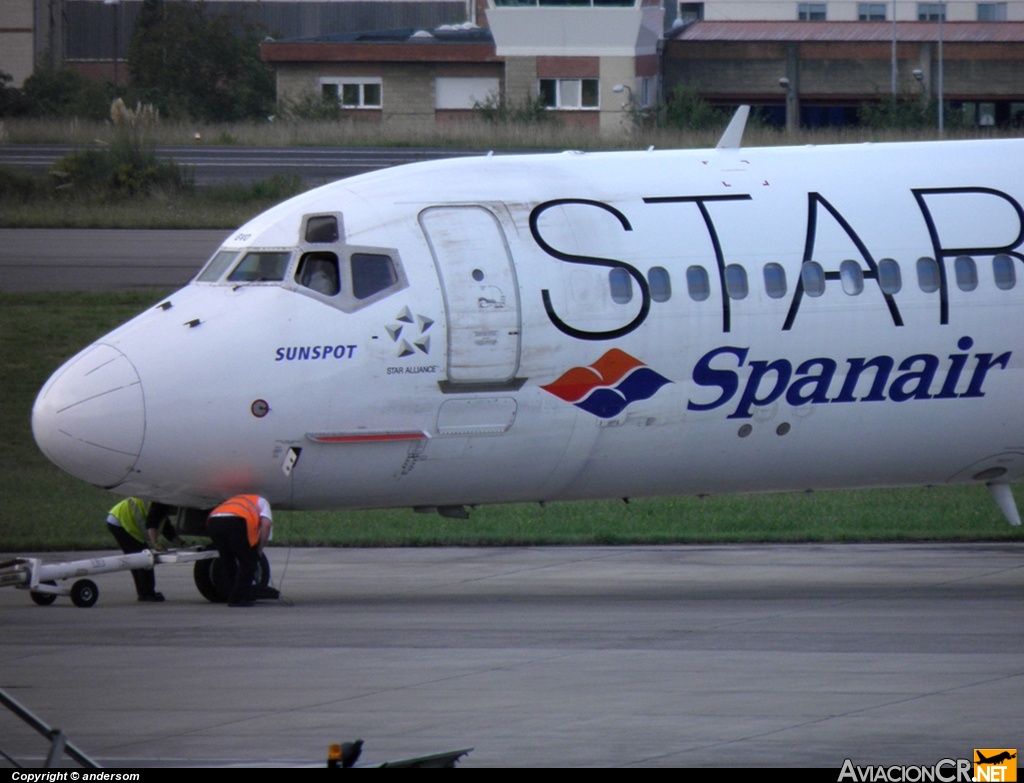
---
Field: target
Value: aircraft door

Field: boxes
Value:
[419,206,522,385]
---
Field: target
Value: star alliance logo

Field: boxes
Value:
[386,306,434,358]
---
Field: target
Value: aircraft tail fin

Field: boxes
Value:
[716,105,750,150]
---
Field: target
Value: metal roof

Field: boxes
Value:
[268,23,494,45]
[670,20,1024,44]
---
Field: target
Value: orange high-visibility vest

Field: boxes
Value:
[208,495,263,547]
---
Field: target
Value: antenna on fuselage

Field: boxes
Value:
[716,105,750,151]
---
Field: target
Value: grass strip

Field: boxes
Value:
[2,292,1021,551]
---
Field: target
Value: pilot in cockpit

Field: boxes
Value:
[298,254,340,296]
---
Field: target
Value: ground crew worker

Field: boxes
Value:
[106,497,178,602]
[206,494,272,607]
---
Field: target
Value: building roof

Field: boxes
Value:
[669,20,1024,44]
[266,23,493,46]
[261,23,499,63]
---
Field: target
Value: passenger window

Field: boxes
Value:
[296,252,340,296]
[878,258,902,294]
[686,266,710,301]
[305,215,339,244]
[993,254,1016,290]
[725,264,748,300]
[352,253,399,300]
[840,260,864,296]
[763,263,787,299]
[227,251,290,282]
[197,250,238,282]
[801,261,825,297]
[954,256,977,292]
[917,257,940,293]
[609,268,633,304]
[648,266,671,303]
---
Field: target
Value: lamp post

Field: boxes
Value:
[891,0,897,96]
[103,0,120,94]
[937,0,945,137]
[612,83,635,111]
[779,76,798,133]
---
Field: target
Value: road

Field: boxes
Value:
[1,544,1020,768]
[0,229,226,292]
[0,145,485,186]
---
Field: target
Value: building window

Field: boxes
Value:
[797,3,827,20]
[858,3,887,20]
[494,0,634,6]
[436,77,501,110]
[539,79,599,110]
[320,78,382,109]
[678,2,704,22]
[977,2,1007,20]
[917,3,946,20]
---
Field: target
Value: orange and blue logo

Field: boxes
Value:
[541,349,672,419]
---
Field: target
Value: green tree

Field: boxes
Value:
[0,70,27,116]
[18,65,113,119]
[127,0,275,122]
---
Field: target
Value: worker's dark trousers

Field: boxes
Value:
[107,523,156,597]
[206,515,258,603]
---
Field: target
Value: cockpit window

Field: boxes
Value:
[296,252,340,296]
[227,251,290,282]
[305,216,339,244]
[196,250,238,282]
[352,253,399,300]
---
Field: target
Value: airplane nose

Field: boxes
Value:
[32,343,145,488]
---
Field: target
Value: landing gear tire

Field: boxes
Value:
[70,579,99,608]
[193,552,271,603]
[30,581,57,606]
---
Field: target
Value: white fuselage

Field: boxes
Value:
[32,140,1024,512]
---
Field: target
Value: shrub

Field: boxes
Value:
[858,95,965,130]
[52,133,192,199]
[278,91,343,122]
[20,66,114,120]
[473,92,555,125]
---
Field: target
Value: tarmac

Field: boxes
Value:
[1,543,1021,768]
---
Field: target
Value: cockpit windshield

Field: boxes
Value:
[227,252,291,282]
[196,250,238,282]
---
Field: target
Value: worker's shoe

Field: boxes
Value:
[138,592,165,602]
[228,598,255,607]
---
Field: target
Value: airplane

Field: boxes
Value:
[976,752,1017,765]
[31,109,1024,554]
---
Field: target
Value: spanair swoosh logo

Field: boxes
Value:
[541,349,672,419]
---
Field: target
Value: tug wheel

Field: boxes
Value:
[30,581,57,606]
[194,552,271,603]
[70,579,99,608]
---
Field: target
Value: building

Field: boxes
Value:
[667,0,1024,23]
[664,20,1024,127]
[2,0,471,86]
[1,0,35,86]
[263,0,663,135]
